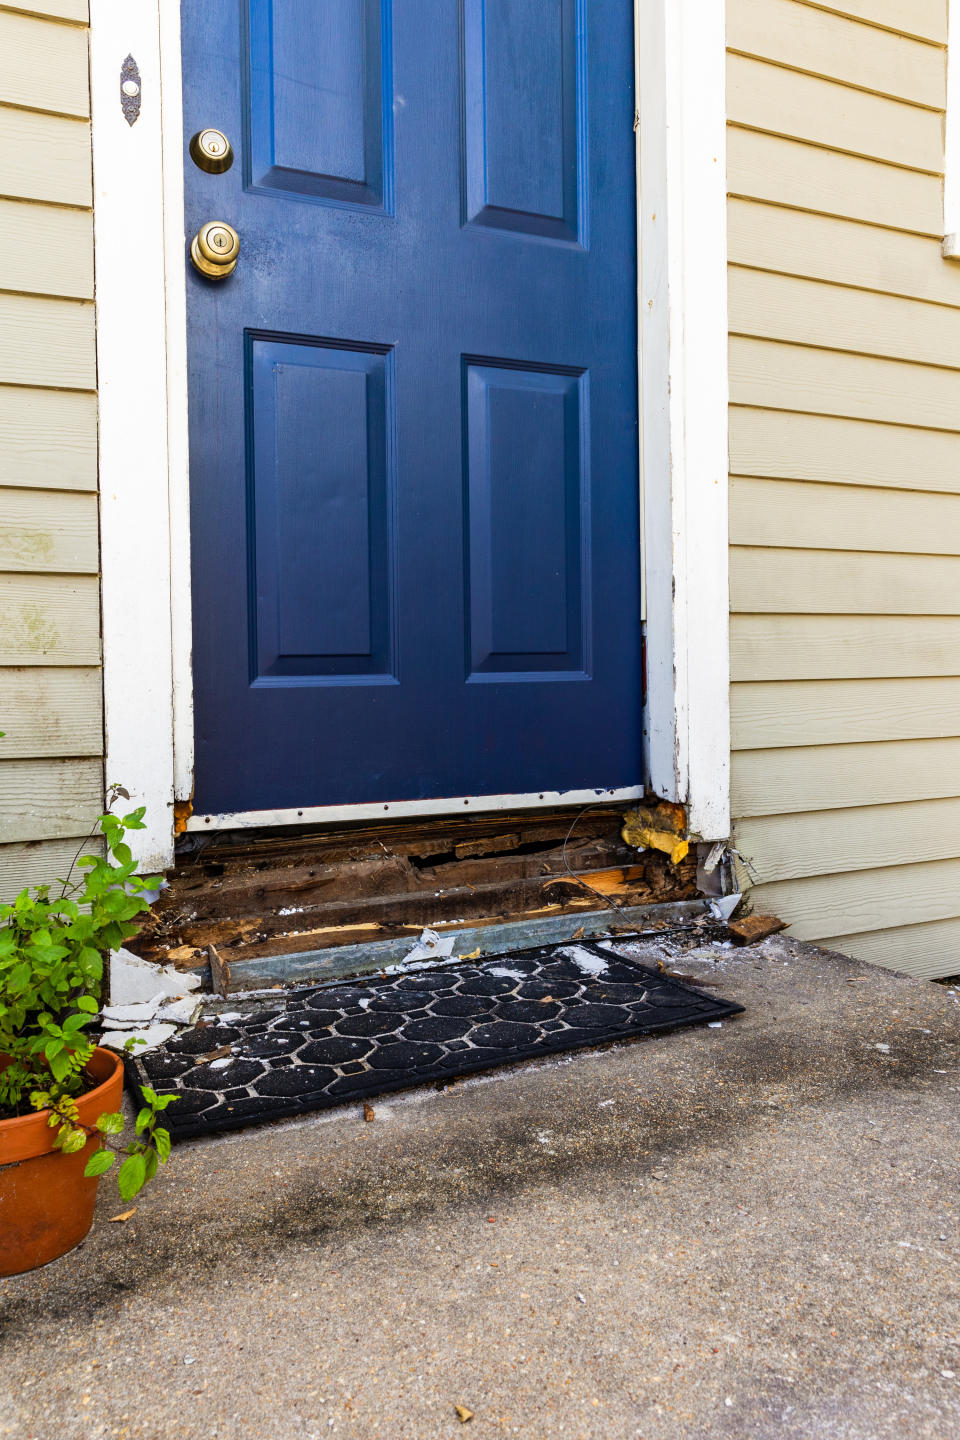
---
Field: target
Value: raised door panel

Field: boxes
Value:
[465,360,589,678]
[248,337,395,681]
[246,0,392,208]
[462,0,584,242]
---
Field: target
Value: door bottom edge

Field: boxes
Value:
[185,785,646,832]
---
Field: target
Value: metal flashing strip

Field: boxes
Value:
[185,786,646,832]
[200,899,711,992]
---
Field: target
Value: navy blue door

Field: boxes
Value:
[182,0,641,815]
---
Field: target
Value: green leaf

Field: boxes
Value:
[84,1147,116,1177]
[148,1091,179,1111]
[135,1107,152,1135]
[62,1012,92,1033]
[96,1111,125,1135]
[144,1148,159,1182]
[153,1127,171,1163]
[7,961,31,992]
[48,1050,70,1083]
[61,1128,88,1155]
[75,995,99,1013]
[117,1152,147,1201]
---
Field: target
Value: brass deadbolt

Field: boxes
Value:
[190,221,240,279]
[189,128,234,174]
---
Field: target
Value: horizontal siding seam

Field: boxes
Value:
[0,480,101,497]
[0,291,93,309]
[726,119,943,178]
[727,258,960,315]
[726,119,944,178]
[731,543,960,562]
[725,184,941,241]
[728,402,960,437]
[0,286,92,304]
[0,191,92,213]
[727,398,960,439]
[0,193,90,213]
[0,3,87,24]
[731,674,960,684]
[0,379,97,397]
[0,569,100,580]
[726,329,960,375]
[0,97,89,126]
[731,735,960,751]
[783,0,947,46]
[744,852,960,880]
[729,472,960,503]
[725,45,946,116]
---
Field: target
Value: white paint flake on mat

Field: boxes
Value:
[559,945,609,977]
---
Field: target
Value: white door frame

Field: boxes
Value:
[89,0,729,871]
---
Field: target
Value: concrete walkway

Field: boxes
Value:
[3,935,959,1439]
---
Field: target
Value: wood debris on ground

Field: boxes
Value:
[727,914,787,946]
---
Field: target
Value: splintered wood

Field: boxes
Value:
[128,806,698,984]
[727,914,788,946]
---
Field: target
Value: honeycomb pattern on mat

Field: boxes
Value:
[126,940,743,1139]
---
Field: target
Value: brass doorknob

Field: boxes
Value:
[190,221,240,279]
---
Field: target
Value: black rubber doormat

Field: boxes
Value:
[125,939,744,1141]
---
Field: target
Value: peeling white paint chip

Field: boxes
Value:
[488,965,526,981]
[559,945,609,977]
[100,993,167,1026]
[99,1022,178,1053]
[110,947,202,1006]
[156,996,203,1025]
[392,927,457,966]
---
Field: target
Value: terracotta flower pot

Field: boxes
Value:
[0,1047,124,1276]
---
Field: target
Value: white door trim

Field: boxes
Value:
[637,0,730,840]
[90,0,729,867]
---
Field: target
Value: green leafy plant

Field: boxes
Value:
[0,785,176,1198]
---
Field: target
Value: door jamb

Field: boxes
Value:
[89,0,729,870]
[636,0,730,841]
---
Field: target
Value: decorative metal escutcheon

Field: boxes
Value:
[120,55,141,126]
[190,220,240,280]
[189,128,234,174]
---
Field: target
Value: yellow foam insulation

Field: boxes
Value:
[621,809,689,866]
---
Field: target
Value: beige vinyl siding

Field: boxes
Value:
[822,916,960,981]
[773,2,946,47]
[0,0,102,901]
[727,0,960,977]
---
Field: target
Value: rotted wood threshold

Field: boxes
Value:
[129,802,697,990]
